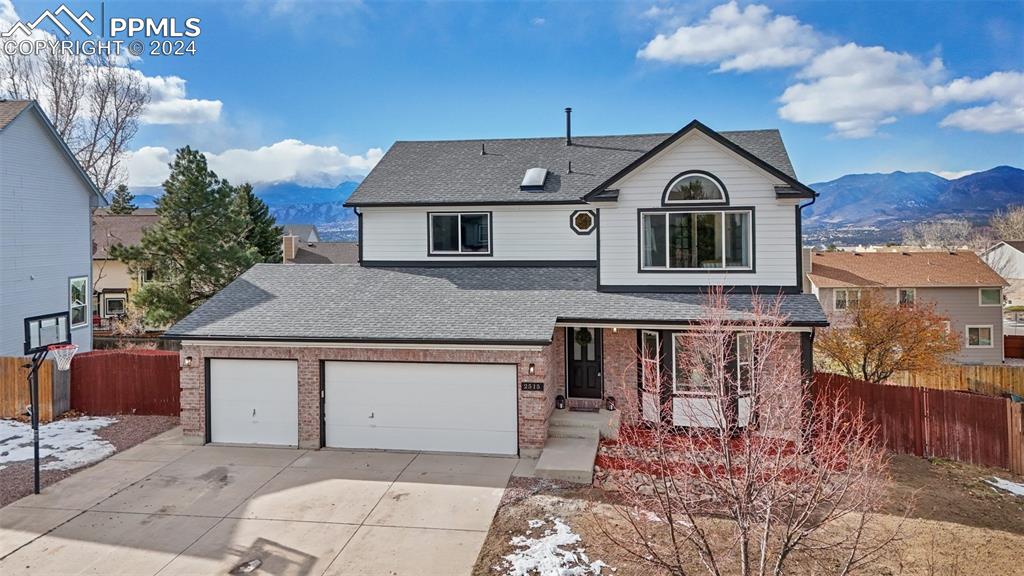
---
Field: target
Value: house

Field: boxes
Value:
[92,208,160,325]
[0,100,105,356]
[281,224,359,264]
[806,250,1006,364]
[164,117,826,462]
[983,241,1024,307]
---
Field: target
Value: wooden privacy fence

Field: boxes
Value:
[0,357,70,422]
[888,364,1024,398]
[1006,335,1024,360]
[70,350,180,416]
[815,373,1024,475]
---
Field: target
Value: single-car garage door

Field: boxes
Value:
[209,359,298,446]
[324,361,517,455]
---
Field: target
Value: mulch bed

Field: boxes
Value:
[0,414,178,507]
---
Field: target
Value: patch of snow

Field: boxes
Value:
[499,517,610,576]
[986,477,1024,497]
[0,417,117,471]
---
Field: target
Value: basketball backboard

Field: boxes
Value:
[24,312,71,355]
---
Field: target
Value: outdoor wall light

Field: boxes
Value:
[183,356,193,368]
[528,363,535,375]
[606,396,616,411]
[612,327,618,333]
[556,395,566,410]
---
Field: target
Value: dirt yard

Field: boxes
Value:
[0,414,178,507]
[475,455,1024,576]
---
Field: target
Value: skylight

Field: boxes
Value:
[520,167,548,191]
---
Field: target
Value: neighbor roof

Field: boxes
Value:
[92,209,159,259]
[164,265,827,344]
[0,99,32,129]
[283,224,318,240]
[808,251,1007,289]
[289,242,359,264]
[346,123,802,207]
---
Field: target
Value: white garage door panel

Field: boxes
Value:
[209,359,298,446]
[325,361,517,455]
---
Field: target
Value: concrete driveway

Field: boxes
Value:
[0,427,518,575]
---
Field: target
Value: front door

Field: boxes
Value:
[567,327,602,399]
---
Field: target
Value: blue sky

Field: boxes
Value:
[5,0,1023,186]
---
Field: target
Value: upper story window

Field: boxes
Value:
[663,171,728,205]
[979,287,1001,306]
[640,209,752,271]
[429,212,491,256]
[69,276,88,327]
[834,288,860,311]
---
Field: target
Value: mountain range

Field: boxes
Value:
[803,166,1023,245]
[126,165,1022,247]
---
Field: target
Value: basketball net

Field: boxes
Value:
[48,344,78,371]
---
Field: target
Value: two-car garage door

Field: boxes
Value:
[323,361,518,455]
[207,359,518,455]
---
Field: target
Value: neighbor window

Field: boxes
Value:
[664,173,726,203]
[966,325,993,348]
[979,288,1001,307]
[105,297,126,317]
[833,288,861,311]
[898,288,916,308]
[69,277,88,327]
[429,213,490,255]
[641,210,751,270]
[140,269,156,285]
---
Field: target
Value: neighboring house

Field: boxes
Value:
[806,250,1006,364]
[92,208,160,324]
[982,241,1024,307]
[0,100,105,356]
[164,118,826,460]
[281,224,359,264]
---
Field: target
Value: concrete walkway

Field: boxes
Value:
[0,427,516,575]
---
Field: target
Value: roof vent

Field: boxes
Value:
[521,167,548,191]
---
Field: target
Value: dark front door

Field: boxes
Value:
[567,327,602,399]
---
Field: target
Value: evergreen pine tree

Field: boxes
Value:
[108,184,137,214]
[111,147,258,325]
[236,183,284,263]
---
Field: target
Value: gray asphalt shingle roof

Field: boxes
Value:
[165,265,827,344]
[346,129,797,206]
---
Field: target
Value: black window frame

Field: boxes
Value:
[426,211,493,257]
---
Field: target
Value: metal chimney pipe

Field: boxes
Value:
[565,107,572,146]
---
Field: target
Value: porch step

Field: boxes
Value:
[548,424,600,440]
[549,409,621,440]
[534,436,599,485]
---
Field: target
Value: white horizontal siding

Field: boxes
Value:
[598,131,799,288]
[0,110,94,356]
[361,204,596,262]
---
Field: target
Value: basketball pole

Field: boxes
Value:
[25,350,47,495]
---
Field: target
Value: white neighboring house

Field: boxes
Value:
[983,241,1024,307]
[0,100,105,356]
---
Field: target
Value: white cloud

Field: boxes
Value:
[939,102,1024,134]
[531,17,546,27]
[139,75,222,125]
[126,140,384,188]
[637,1,820,72]
[933,71,1024,134]
[779,43,945,138]
[931,169,979,180]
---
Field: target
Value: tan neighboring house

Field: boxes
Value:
[281,224,358,264]
[91,208,158,327]
[982,240,1024,307]
[807,250,1007,364]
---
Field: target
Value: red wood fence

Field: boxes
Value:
[815,373,1024,474]
[1006,335,1024,360]
[70,350,180,416]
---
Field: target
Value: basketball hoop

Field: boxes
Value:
[48,344,79,372]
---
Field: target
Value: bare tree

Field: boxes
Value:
[0,51,148,193]
[901,218,987,251]
[990,205,1024,242]
[597,290,898,576]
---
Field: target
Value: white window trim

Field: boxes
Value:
[640,209,753,271]
[428,212,492,256]
[978,287,1002,307]
[672,332,747,397]
[664,174,726,205]
[897,287,916,307]
[833,288,860,311]
[69,276,88,328]
[736,333,753,395]
[641,330,660,391]
[965,324,994,348]
[103,295,127,318]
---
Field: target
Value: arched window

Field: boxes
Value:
[663,171,728,204]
